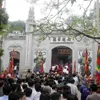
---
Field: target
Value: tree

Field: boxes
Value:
[8,20,26,33]
[26,0,100,43]
[0,0,3,8]
[0,0,8,32]
[0,0,8,74]
[0,8,8,34]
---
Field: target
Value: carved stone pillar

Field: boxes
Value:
[25,34,32,69]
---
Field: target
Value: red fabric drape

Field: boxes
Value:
[9,49,15,74]
[40,63,44,73]
[84,49,89,77]
[9,59,14,73]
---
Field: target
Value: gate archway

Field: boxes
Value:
[51,46,72,73]
[9,51,20,70]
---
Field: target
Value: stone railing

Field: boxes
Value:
[5,34,26,40]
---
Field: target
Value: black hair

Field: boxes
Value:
[66,95,78,100]
[24,88,32,97]
[50,92,61,100]
[12,84,22,92]
[40,93,50,100]
[90,84,98,92]
[68,78,75,84]
[28,80,34,87]
[0,80,4,87]
[27,69,31,72]
[17,92,25,99]
[7,78,14,85]
[22,84,28,91]
[35,83,41,92]
[9,92,19,100]
[42,87,51,95]
[72,73,77,77]
[12,84,21,92]
[17,78,22,84]
[3,85,12,95]
[52,84,57,90]
[63,85,71,98]
[31,74,34,79]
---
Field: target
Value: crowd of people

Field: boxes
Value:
[0,70,100,100]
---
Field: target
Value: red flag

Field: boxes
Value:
[9,49,15,74]
[84,48,89,78]
[9,59,13,73]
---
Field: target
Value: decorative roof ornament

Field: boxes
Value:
[26,0,39,4]
[27,6,35,23]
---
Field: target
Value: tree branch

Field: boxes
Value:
[69,27,100,39]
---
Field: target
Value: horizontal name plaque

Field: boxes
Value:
[50,37,74,43]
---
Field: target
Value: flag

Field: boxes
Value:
[84,48,89,78]
[9,59,13,73]
[9,49,15,74]
[95,44,100,83]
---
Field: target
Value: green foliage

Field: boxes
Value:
[0,0,3,3]
[0,8,8,31]
[0,48,3,56]
[97,52,100,57]
[27,0,99,42]
[8,20,25,33]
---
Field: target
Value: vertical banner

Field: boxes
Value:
[9,49,15,75]
[84,49,89,78]
[95,44,100,83]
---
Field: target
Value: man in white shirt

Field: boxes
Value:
[73,74,79,86]
[33,83,41,100]
[67,78,78,96]
[27,80,37,100]
[24,88,32,100]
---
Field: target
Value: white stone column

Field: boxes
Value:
[25,34,33,70]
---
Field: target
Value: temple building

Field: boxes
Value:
[1,1,100,76]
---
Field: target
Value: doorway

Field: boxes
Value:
[9,51,20,73]
[51,46,72,69]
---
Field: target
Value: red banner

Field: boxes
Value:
[84,48,89,78]
[9,49,15,75]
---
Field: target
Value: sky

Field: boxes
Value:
[5,0,96,21]
[6,0,30,21]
